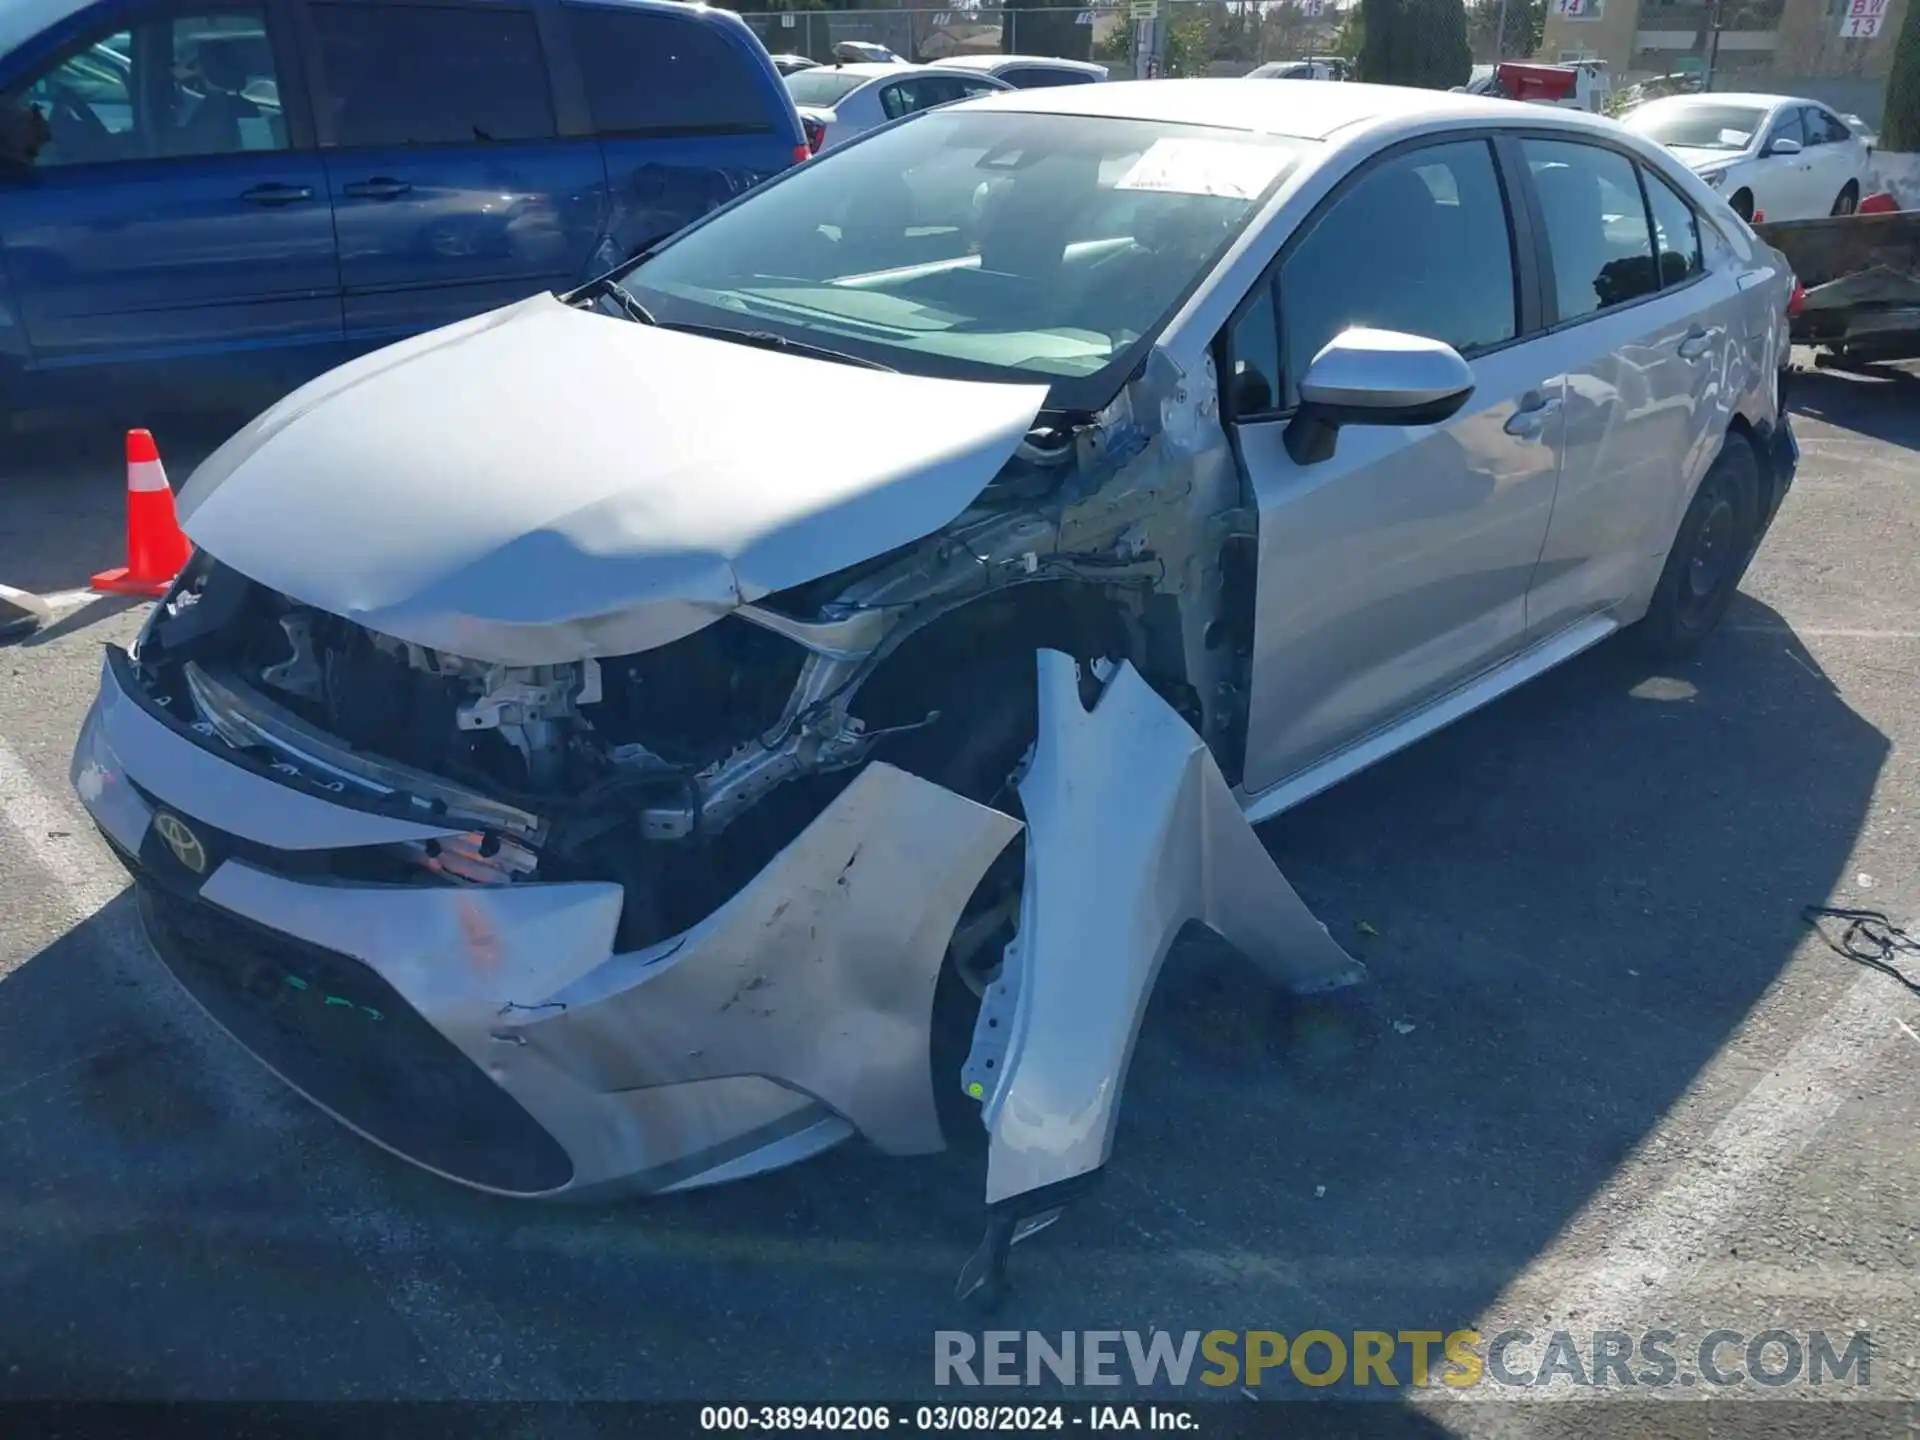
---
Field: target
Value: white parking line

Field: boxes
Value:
[1730,625,1920,640]
[0,735,581,1410]
[40,588,108,614]
[1444,967,1908,1401]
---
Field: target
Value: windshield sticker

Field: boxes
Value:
[1719,128,1753,146]
[1115,139,1291,200]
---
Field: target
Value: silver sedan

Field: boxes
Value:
[784,61,1009,152]
[72,78,1796,1303]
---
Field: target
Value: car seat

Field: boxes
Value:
[176,39,263,155]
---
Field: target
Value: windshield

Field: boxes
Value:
[785,69,870,106]
[623,109,1307,410]
[1626,103,1767,152]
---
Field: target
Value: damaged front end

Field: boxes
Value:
[78,323,1362,1300]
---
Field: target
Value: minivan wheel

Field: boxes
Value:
[1832,182,1860,216]
[1633,433,1762,660]
[1729,188,1755,221]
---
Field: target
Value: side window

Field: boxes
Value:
[957,79,1003,99]
[1797,107,1827,146]
[878,83,914,121]
[1521,139,1659,323]
[5,9,287,168]
[1276,139,1517,404]
[568,7,773,136]
[311,3,554,147]
[1643,168,1703,287]
[1224,284,1282,418]
[1812,108,1853,145]
[1764,109,1804,152]
[915,76,971,109]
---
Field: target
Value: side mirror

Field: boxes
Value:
[1283,328,1475,466]
[1767,136,1802,157]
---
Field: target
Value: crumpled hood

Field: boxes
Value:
[179,293,1048,665]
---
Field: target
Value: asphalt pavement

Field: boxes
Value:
[0,365,1916,1434]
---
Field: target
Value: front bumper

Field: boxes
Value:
[72,648,1016,1198]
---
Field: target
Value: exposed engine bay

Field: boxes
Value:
[130,366,1256,956]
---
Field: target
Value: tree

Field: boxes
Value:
[1359,0,1472,87]
[1885,0,1920,152]
[1468,0,1544,59]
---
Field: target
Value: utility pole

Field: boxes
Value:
[1493,0,1512,58]
[1703,0,1725,90]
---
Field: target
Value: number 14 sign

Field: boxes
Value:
[1839,0,1886,39]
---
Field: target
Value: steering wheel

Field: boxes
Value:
[42,84,112,157]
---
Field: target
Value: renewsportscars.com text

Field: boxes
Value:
[934,1328,1872,1391]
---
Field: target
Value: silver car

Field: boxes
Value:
[71,79,1796,1302]
[785,61,1008,152]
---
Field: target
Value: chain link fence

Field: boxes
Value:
[737,0,1902,127]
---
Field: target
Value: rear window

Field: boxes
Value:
[785,69,869,107]
[1004,68,1095,89]
[567,6,773,135]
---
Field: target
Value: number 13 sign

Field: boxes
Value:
[1839,0,1886,38]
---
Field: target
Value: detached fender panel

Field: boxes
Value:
[976,651,1365,1207]
[526,760,1023,1158]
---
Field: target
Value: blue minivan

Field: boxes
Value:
[0,0,806,428]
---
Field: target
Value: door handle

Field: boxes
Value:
[343,177,412,200]
[1678,326,1717,361]
[240,182,313,206]
[1503,396,1562,438]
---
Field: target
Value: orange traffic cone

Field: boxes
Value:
[92,429,192,598]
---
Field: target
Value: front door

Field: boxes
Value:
[1231,137,1564,798]
[0,0,341,412]
[304,0,606,348]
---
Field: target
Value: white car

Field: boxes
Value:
[785,62,1010,152]
[1246,59,1347,82]
[1622,92,1871,222]
[930,54,1108,88]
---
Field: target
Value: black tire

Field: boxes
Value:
[1633,432,1762,661]
[1729,188,1755,222]
[1832,181,1860,217]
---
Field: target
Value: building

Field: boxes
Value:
[1540,0,1908,121]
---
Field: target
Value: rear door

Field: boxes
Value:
[0,0,340,410]
[1798,105,1857,213]
[564,2,803,266]
[303,0,607,345]
[1518,137,1737,636]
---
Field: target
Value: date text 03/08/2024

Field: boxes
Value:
[699,1406,1195,1431]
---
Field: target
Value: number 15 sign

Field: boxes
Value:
[1554,0,1603,19]
[1839,0,1886,38]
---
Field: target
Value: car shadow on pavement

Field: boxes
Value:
[0,566,1889,1405]
[271,594,1887,1410]
[1787,361,1920,450]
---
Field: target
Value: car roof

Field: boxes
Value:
[953,76,1556,142]
[937,54,1106,74]
[1637,92,1807,111]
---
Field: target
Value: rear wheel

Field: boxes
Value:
[1729,188,1755,222]
[1832,181,1860,216]
[1632,432,1762,661]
